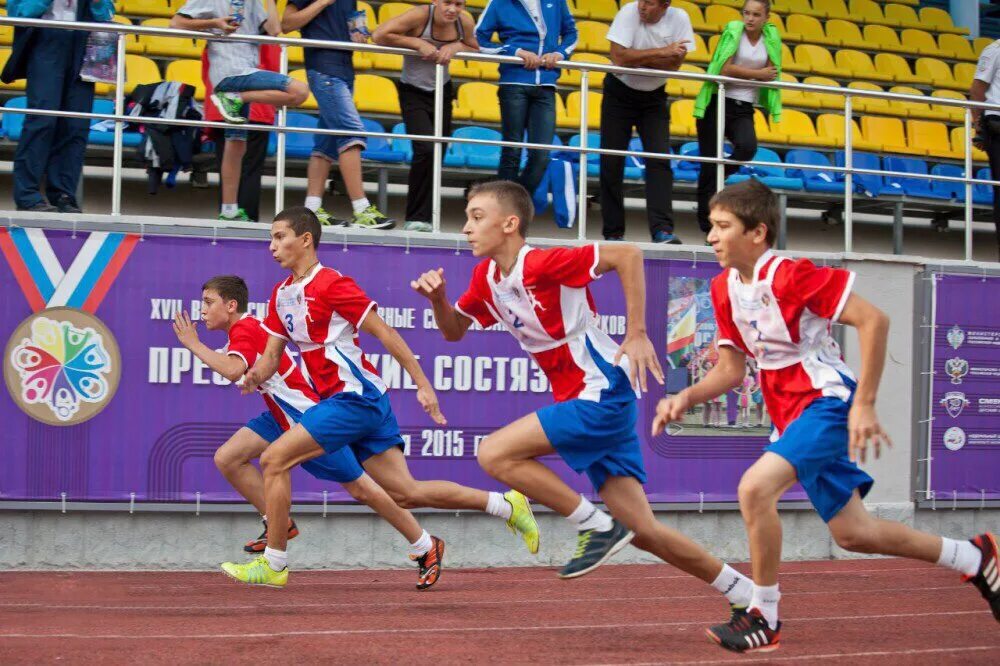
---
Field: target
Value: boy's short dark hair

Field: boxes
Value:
[202,275,249,313]
[274,206,322,249]
[467,179,534,238]
[708,179,778,246]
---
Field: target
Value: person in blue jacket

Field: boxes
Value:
[2,0,115,213]
[475,0,577,195]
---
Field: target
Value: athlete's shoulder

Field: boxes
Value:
[709,269,731,297]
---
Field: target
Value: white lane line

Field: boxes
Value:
[589,644,1000,665]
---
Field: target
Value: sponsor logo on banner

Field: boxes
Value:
[943,426,967,451]
[947,325,965,350]
[945,357,969,385]
[940,391,970,418]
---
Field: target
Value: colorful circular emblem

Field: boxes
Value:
[3,307,121,426]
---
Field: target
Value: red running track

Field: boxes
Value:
[0,559,996,665]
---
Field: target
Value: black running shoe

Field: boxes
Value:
[558,519,634,579]
[965,532,1000,622]
[706,607,780,653]
[412,535,444,590]
[243,518,299,553]
[727,604,749,624]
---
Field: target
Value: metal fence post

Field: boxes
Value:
[964,107,974,262]
[844,94,853,253]
[715,83,726,194]
[432,62,445,233]
[577,69,589,241]
[275,44,289,214]
[110,33,126,216]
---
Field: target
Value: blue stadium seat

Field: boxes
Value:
[360,117,405,163]
[674,141,734,182]
[568,133,601,177]
[519,131,564,169]
[391,122,413,162]
[2,96,27,141]
[834,151,901,197]
[268,112,320,159]
[884,157,952,200]
[785,149,842,193]
[623,137,654,181]
[974,167,994,205]
[457,126,502,170]
[930,163,963,200]
[726,148,804,191]
[88,99,143,148]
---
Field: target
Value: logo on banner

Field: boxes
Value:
[945,357,969,385]
[940,391,969,418]
[946,325,965,350]
[943,426,967,452]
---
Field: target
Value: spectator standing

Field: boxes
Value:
[374,0,479,231]
[4,0,116,213]
[282,0,396,228]
[693,0,781,240]
[971,37,1000,259]
[475,0,577,196]
[602,0,694,244]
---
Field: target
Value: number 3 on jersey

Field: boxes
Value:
[284,313,294,333]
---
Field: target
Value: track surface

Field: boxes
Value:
[1,559,997,664]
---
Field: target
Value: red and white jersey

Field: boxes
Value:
[456,243,633,403]
[261,264,387,400]
[226,314,319,430]
[711,250,856,438]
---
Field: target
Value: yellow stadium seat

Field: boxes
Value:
[283,30,304,66]
[900,29,946,58]
[795,44,852,77]
[704,5,739,30]
[951,127,989,162]
[920,7,969,35]
[478,60,499,81]
[449,58,479,81]
[767,14,801,43]
[568,0,587,19]
[779,73,809,108]
[458,82,502,122]
[810,0,851,20]
[354,74,401,114]
[874,53,927,85]
[287,70,318,109]
[566,90,602,129]
[781,43,808,74]
[836,49,892,83]
[463,0,487,7]
[908,120,960,159]
[577,21,610,54]
[931,89,967,123]
[674,1,709,32]
[954,62,975,90]
[666,64,705,98]
[453,83,476,120]
[754,109,787,143]
[862,25,905,54]
[685,34,710,65]
[774,0,822,19]
[888,86,951,122]
[163,59,206,100]
[975,37,994,56]
[122,0,173,19]
[357,1,377,28]
[670,99,696,137]
[883,3,923,30]
[353,51,372,71]
[560,53,610,88]
[787,14,837,47]
[825,19,866,50]
[773,108,837,147]
[0,48,25,90]
[0,14,12,48]
[108,16,143,54]
[816,113,881,150]
[860,115,924,155]
[555,92,578,128]
[937,34,975,62]
[377,2,413,26]
[584,0,618,22]
[916,57,964,91]
[802,76,844,109]
[370,52,404,72]
[848,0,886,25]
[848,81,892,115]
[139,18,203,58]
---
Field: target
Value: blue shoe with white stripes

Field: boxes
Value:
[965,532,1000,623]
[706,607,780,653]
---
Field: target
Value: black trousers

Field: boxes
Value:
[213,121,269,222]
[599,74,673,239]
[983,115,1000,259]
[398,80,453,223]
[695,95,757,233]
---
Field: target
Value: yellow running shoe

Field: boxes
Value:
[504,489,540,555]
[221,555,288,588]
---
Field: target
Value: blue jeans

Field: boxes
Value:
[215,70,292,141]
[497,84,556,194]
[307,70,366,160]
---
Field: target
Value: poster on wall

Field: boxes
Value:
[0,227,779,505]
[928,273,1000,500]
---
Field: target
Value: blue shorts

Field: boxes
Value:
[215,70,293,141]
[307,69,367,159]
[765,397,874,522]
[299,391,403,463]
[245,411,364,484]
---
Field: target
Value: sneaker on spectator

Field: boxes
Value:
[211,93,246,124]
[218,208,251,222]
[652,230,683,245]
[352,205,396,230]
[17,201,58,213]
[53,194,81,214]
[402,220,432,232]
[314,207,349,226]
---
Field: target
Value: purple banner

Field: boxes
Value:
[0,229,777,504]
[929,274,1000,500]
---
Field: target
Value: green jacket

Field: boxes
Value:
[693,21,783,122]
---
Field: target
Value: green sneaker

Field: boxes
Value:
[210,92,246,124]
[558,518,633,579]
[402,220,433,232]
[314,206,348,226]
[352,205,396,230]
[218,208,250,222]
[504,490,539,555]
[221,554,288,588]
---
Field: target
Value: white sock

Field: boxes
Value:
[304,196,322,212]
[937,537,982,576]
[750,583,780,630]
[567,496,613,533]
[263,546,287,572]
[408,529,433,557]
[711,564,754,608]
[220,203,238,216]
[351,197,371,214]
[486,491,512,520]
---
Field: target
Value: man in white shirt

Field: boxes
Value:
[600,0,693,244]
[971,39,1000,259]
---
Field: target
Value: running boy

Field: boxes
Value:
[172,275,444,588]
[652,179,999,653]
[225,207,539,587]
[411,180,755,616]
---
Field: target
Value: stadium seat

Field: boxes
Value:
[754,109,787,144]
[88,99,144,147]
[835,150,898,196]
[954,63,976,90]
[801,76,844,109]
[359,117,405,163]
[848,81,892,115]
[0,48,25,90]
[284,30,304,66]
[907,120,960,159]
[139,18,203,58]
[109,16,143,54]
[930,163,964,200]
[779,73,809,108]
[674,1,709,32]
[555,93,578,129]
[825,19,867,49]
[810,0,851,20]
[377,2,413,25]
[390,122,412,162]
[836,49,892,83]
[568,0,588,19]
[772,109,836,147]
[787,14,836,47]
[577,21,611,54]
[726,147,804,190]
[860,115,924,155]
[568,133,601,177]
[780,44,808,74]
[287,70,319,109]
[817,114,881,150]
[785,149,844,192]
[453,82,493,121]
[559,52,610,88]
[974,167,994,205]
[950,127,989,162]
[673,140,734,181]
[476,60,499,81]
[2,96,27,140]
[938,34,977,62]
[795,44,852,78]
[121,0,173,18]
[920,7,969,35]
[768,14,802,43]
[874,52,926,85]
[848,0,886,25]
[369,52,404,72]
[889,86,950,122]
[883,3,923,30]
[930,89,967,123]
[357,1,377,28]
[883,157,952,199]
[164,59,206,100]
[772,1,816,17]
[666,64,705,99]
[915,58,964,91]
[684,33,710,65]
[566,90,602,129]
[270,112,318,159]
[455,126,502,170]
[670,99,697,137]
[900,29,946,58]
[704,5,739,30]
[584,0,619,22]
[353,74,400,114]
[975,37,994,57]
[862,24,906,54]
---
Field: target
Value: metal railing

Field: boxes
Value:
[1,15,999,260]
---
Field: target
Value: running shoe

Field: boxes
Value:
[558,518,633,579]
[706,607,780,653]
[221,554,288,588]
[243,518,300,553]
[504,489,540,555]
[314,207,348,226]
[210,92,246,124]
[411,535,444,590]
[218,208,250,222]
[351,205,396,230]
[964,532,1000,622]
